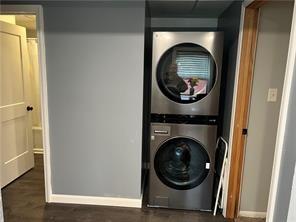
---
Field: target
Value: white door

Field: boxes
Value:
[0,21,34,188]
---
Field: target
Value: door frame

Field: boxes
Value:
[0,5,52,202]
[266,2,296,222]
[224,0,296,220]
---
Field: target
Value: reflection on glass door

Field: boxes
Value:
[157,43,216,104]
[154,137,210,190]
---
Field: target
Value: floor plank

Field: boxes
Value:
[2,155,264,222]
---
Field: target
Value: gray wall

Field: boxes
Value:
[273,57,296,221]
[150,18,218,29]
[44,3,145,198]
[240,2,293,212]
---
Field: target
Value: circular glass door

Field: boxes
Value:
[154,137,210,190]
[157,43,217,104]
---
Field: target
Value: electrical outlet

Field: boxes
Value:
[267,88,278,102]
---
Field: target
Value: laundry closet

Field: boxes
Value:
[142,0,294,219]
[1,1,294,221]
[142,0,243,213]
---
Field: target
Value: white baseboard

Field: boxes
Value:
[49,194,142,208]
[239,211,267,218]
[33,148,43,154]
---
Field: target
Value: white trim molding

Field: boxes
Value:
[1,5,52,203]
[239,211,266,218]
[49,194,142,208]
[287,165,296,222]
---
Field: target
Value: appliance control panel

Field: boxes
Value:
[151,125,171,139]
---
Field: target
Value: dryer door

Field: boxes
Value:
[157,43,217,104]
[154,137,210,190]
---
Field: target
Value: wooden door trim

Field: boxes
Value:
[226,0,268,218]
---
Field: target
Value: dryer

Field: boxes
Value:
[151,32,223,116]
[148,119,217,211]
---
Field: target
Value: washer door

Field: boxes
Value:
[157,43,217,104]
[154,137,210,190]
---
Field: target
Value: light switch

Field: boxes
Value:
[267,88,278,102]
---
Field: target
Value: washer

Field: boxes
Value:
[148,120,217,211]
[151,32,223,116]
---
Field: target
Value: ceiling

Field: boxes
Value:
[148,0,236,18]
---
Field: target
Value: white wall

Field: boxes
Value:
[27,39,41,127]
[240,1,293,213]
[43,3,145,199]
[26,39,43,154]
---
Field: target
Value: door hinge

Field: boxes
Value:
[242,128,248,135]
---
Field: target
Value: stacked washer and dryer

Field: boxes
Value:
[148,32,223,211]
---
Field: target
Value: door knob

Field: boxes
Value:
[26,106,34,111]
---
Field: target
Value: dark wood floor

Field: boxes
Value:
[2,155,264,222]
